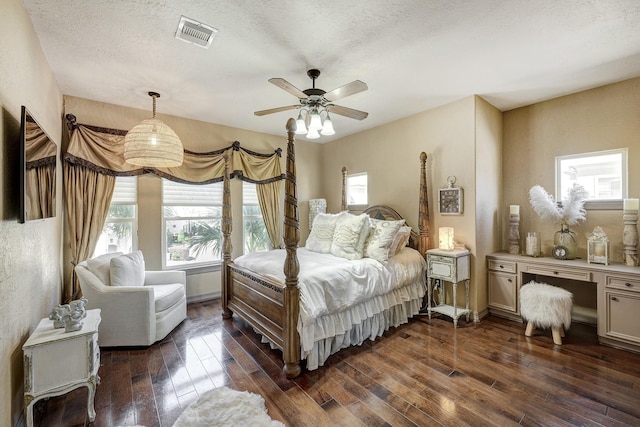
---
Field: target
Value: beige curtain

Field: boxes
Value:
[63,120,286,301]
[64,163,115,302]
[257,181,283,248]
[25,164,56,219]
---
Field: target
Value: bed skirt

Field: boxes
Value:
[259,279,426,371]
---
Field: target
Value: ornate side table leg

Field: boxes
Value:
[427,277,432,319]
[465,279,470,322]
[453,281,458,328]
[87,379,97,422]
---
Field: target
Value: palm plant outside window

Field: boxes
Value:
[162,179,223,268]
[243,182,270,254]
[93,176,137,257]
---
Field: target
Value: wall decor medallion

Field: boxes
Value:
[438,176,463,215]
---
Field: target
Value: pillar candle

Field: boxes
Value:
[624,198,639,211]
[509,205,519,215]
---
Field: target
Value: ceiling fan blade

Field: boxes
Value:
[254,105,299,116]
[324,80,368,102]
[268,78,307,99]
[328,104,369,120]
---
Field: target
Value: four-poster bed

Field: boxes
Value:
[222,118,431,378]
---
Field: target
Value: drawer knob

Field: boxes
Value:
[611,296,618,301]
[499,265,504,269]
[508,279,513,283]
[625,282,633,287]
[554,271,559,275]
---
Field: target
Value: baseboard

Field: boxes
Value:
[474,308,490,323]
[187,292,221,304]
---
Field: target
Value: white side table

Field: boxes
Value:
[426,249,471,327]
[23,309,101,427]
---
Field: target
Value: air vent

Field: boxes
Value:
[175,16,217,48]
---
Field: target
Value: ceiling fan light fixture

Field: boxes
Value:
[308,110,323,131]
[124,92,184,168]
[320,113,335,136]
[295,111,307,134]
[306,127,320,139]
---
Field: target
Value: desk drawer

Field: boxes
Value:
[523,265,591,282]
[605,275,640,293]
[488,259,517,274]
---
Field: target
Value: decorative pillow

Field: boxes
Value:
[388,226,412,258]
[306,212,344,254]
[330,213,370,260]
[364,218,405,263]
[86,252,123,286]
[110,250,146,287]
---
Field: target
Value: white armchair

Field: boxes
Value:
[75,251,187,347]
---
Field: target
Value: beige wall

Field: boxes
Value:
[474,97,503,315]
[63,96,323,300]
[503,77,640,262]
[320,96,502,315]
[0,1,64,425]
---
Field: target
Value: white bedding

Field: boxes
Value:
[233,246,426,366]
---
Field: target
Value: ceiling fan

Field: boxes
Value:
[254,69,368,139]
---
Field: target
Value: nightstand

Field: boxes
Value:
[23,309,101,427]
[426,248,471,327]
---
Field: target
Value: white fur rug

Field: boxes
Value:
[172,387,284,427]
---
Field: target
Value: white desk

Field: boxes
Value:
[487,253,640,353]
[23,309,101,427]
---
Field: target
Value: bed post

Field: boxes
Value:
[221,151,233,318]
[419,152,430,257]
[341,166,347,211]
[283,118,301,378]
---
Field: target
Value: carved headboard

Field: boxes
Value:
[363,205,420,251]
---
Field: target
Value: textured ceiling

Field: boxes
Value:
[24,0,640,143]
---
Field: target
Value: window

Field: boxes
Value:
[242,182,270,254]
[93,176,137,257]
[346,173,368,208]
[556,148,627,210]
[163,179,223,269]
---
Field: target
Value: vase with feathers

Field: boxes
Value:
[529,184,588,259]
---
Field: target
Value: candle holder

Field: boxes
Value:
[623,209,639,267]
[525,231,541,257]
[508,214,520,255]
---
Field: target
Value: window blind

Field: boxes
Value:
[163,179,223,206]
[243,182,259,205]
[111,176,137,204]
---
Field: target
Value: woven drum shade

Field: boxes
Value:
[124,118,184,167]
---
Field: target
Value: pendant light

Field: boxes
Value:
[124,92,184,167]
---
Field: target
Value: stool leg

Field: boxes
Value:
[552,327,563,345]
[525,322,535,337]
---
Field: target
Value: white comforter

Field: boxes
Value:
[233,247,426,329]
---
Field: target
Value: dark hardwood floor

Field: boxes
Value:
[33,299,640,426]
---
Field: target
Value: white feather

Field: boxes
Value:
[528,184,587,226]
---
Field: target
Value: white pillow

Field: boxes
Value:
[110,250,146,287]
[306,212,344,253]
[330,213,370,260]
[364,218,405,263]
[388,226,412,258]
[86,252,123,286]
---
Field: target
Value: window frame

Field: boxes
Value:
[162,179,224,271]
[242,181,271,254]
[346,172,368,210]
[555,148,628,210]
[92,176,138,257]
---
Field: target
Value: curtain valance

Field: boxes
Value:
[64,116,284,184]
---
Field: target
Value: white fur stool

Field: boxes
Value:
[520,281,573,345]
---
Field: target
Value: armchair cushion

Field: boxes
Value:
[86,252,123,286]
[110,250,145,287]
[153,283,186,312]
